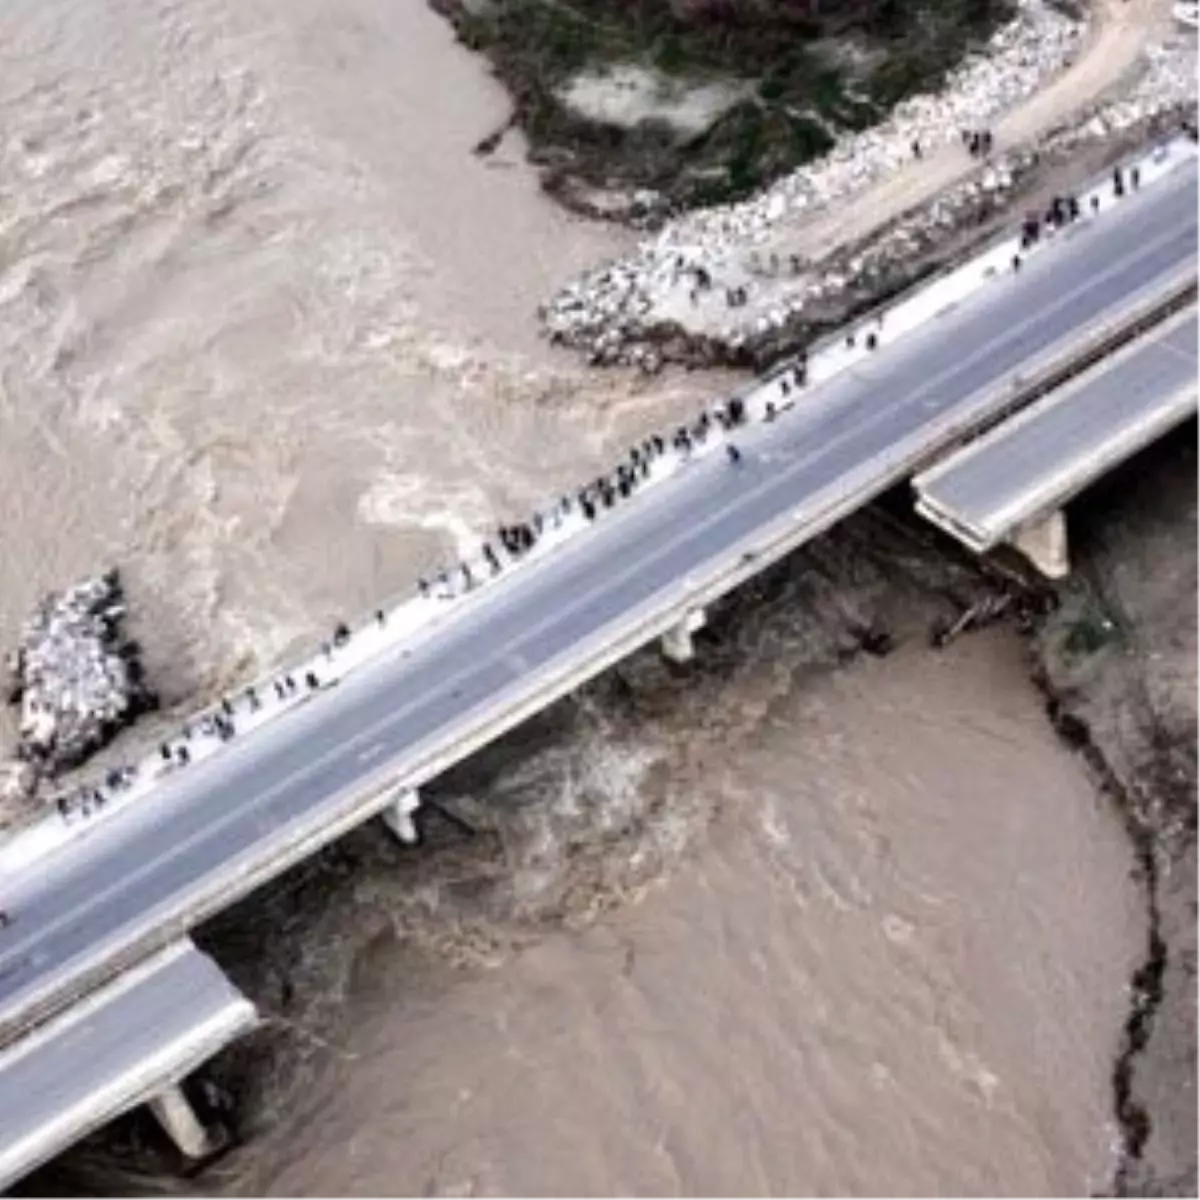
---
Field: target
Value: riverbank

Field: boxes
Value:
[534,0,1194,370]
[1032,424,1197,1196]
[431,0,1017,216]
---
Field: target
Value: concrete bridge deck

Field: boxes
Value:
[0,154,1192,1064]
[913,305,1198,574]
[0,143,1195,1193]
[0,940,255,1191]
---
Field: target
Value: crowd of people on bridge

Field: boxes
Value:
[412,391,772,605]
[1009,161,1142,275]
[28,149,1157,836]
[47,656,341,826]
[31,148,1157,843]
[34,369,807,841]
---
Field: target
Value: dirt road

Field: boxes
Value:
[776,0,1172,262]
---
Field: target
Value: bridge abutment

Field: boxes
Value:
[149,1083,214,1160]
[660,608,706,664]
[381,787,421,844]
[1012,508,1070,578]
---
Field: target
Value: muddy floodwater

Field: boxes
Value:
[0,0,1148,1193]
[210,632,1139,1198]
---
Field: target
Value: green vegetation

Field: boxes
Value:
[1063,598,1125,657]
[438,0,1015,211]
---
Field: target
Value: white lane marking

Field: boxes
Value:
[357,744,386,764]
[0,213,1189,989]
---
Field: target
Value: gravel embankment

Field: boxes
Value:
[540,7,1196,370]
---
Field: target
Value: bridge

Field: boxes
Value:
[0,940,255,1186]
[0,143,1195,1188]
[914,305,1198,575]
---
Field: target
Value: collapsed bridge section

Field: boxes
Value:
[913,304,1198,576]
[0,939,256,1191]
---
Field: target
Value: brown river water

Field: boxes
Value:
[0,0,1146,1193]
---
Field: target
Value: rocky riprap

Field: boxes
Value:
[739,101,1197,369]
[539,0,1084,366]
[539,2,1198,371]
[4,570,156,785]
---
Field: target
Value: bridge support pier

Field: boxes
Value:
[381,787,421,845]
[149,1082,214,1160]
[1012,508,1070,579]
[660,608,706,664]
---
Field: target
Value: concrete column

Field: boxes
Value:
[149,1082,213,1160]
[1012,508,1070,579]
[660,608,706,664]
[381,787,421,844]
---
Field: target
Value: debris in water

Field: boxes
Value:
[4,569,157,780]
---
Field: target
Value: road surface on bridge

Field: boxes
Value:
[0,154,1195,1049]
[0,939,255,1189]
[914,305,1198,550]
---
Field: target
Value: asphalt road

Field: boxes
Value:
[0,154,1195,1049]
[0,940,254,1188]
[917,307,1198,543]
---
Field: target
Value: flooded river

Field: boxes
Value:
[0,0,1146,1193]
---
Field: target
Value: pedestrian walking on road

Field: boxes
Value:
[0,910,10,930]
[726,444,742,465]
